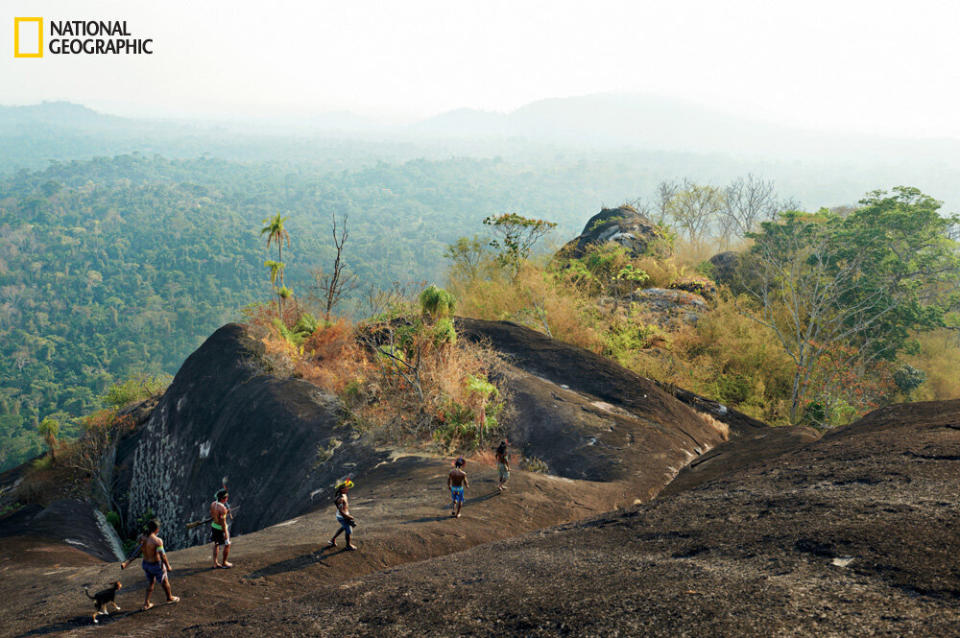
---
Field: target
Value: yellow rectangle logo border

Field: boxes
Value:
[14,17,43,58]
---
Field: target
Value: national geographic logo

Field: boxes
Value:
[13,18,154,57]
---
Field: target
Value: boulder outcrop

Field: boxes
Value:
[456,317,730,498]
[708,250,741,286]
[561,206,669,259]
[627,287,709,327]
[115,324,389,550]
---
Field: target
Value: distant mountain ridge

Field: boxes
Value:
[413,93,960,161]
[5,95,960,162]
[0,101,128,132]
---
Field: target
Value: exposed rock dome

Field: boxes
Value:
[562,206,669,259]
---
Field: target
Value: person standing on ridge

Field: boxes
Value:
[448,456,469,518]
[495,440,510,492]
[139,519,179,610]
[328,479,357,550]
[210,488,233,568]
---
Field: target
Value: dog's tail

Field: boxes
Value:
[83,587,96,600]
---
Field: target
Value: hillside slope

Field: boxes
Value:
[0,317,737,636]
[181,399,960,637]
[6,324,952,636]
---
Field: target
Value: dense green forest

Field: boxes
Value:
[0,152,686,469]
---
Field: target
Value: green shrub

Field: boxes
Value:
[432,317,457,347]
[716,373,751,404]
[801,401,826,427]
[106,510,122,533]
[293,313,321,337]
[274,313,320,347]
[419,285,456,319]
[893,364,926,397]
[432,393,501,450]
[102,374,171,409]
[466,374,498,401]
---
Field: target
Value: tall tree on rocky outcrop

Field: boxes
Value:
[482,213,558,337]
[260,214,292,319]
[482,213,557,280]
[740,187,960,424]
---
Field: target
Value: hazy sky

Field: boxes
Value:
[5,0,959,138]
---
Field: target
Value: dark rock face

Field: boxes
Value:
[119,324,388,550]
[562,207,668,258]
[0,499,119,561]
[456,318,729,498]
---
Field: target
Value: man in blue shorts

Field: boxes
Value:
[138,519,179,610]
[447,457,469,518]
[327,479,357,551]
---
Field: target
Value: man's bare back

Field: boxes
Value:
[447,461,468,518]
[448,468,467,487]
[142,533,163,563]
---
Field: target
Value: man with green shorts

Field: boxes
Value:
[210,488,233,568]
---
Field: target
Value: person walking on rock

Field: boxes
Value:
[139,519,179,610]
[328,479,357,550]
[210,488,234,568]
[495,440,510,492]
[448,457,469,518]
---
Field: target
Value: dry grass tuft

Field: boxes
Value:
[694,411,730,441]
[244,301,507,454]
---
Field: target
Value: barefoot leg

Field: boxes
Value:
[162,579,175,602]
[143,581,155,610]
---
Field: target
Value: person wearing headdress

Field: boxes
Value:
[328,479,357,550]
[447,457,469,518]
[210,488,234,568]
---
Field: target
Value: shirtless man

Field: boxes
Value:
[210,488,233,568]
[139,519,179,610]
[448,457,469,518]
[328,479,357,551]
[495,440,510,492]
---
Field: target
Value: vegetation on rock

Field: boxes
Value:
[448,187,960,427]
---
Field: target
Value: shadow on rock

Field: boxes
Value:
[243,550,332,579]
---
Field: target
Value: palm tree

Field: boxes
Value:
[38,417,59,462]
[260,214,290,318]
